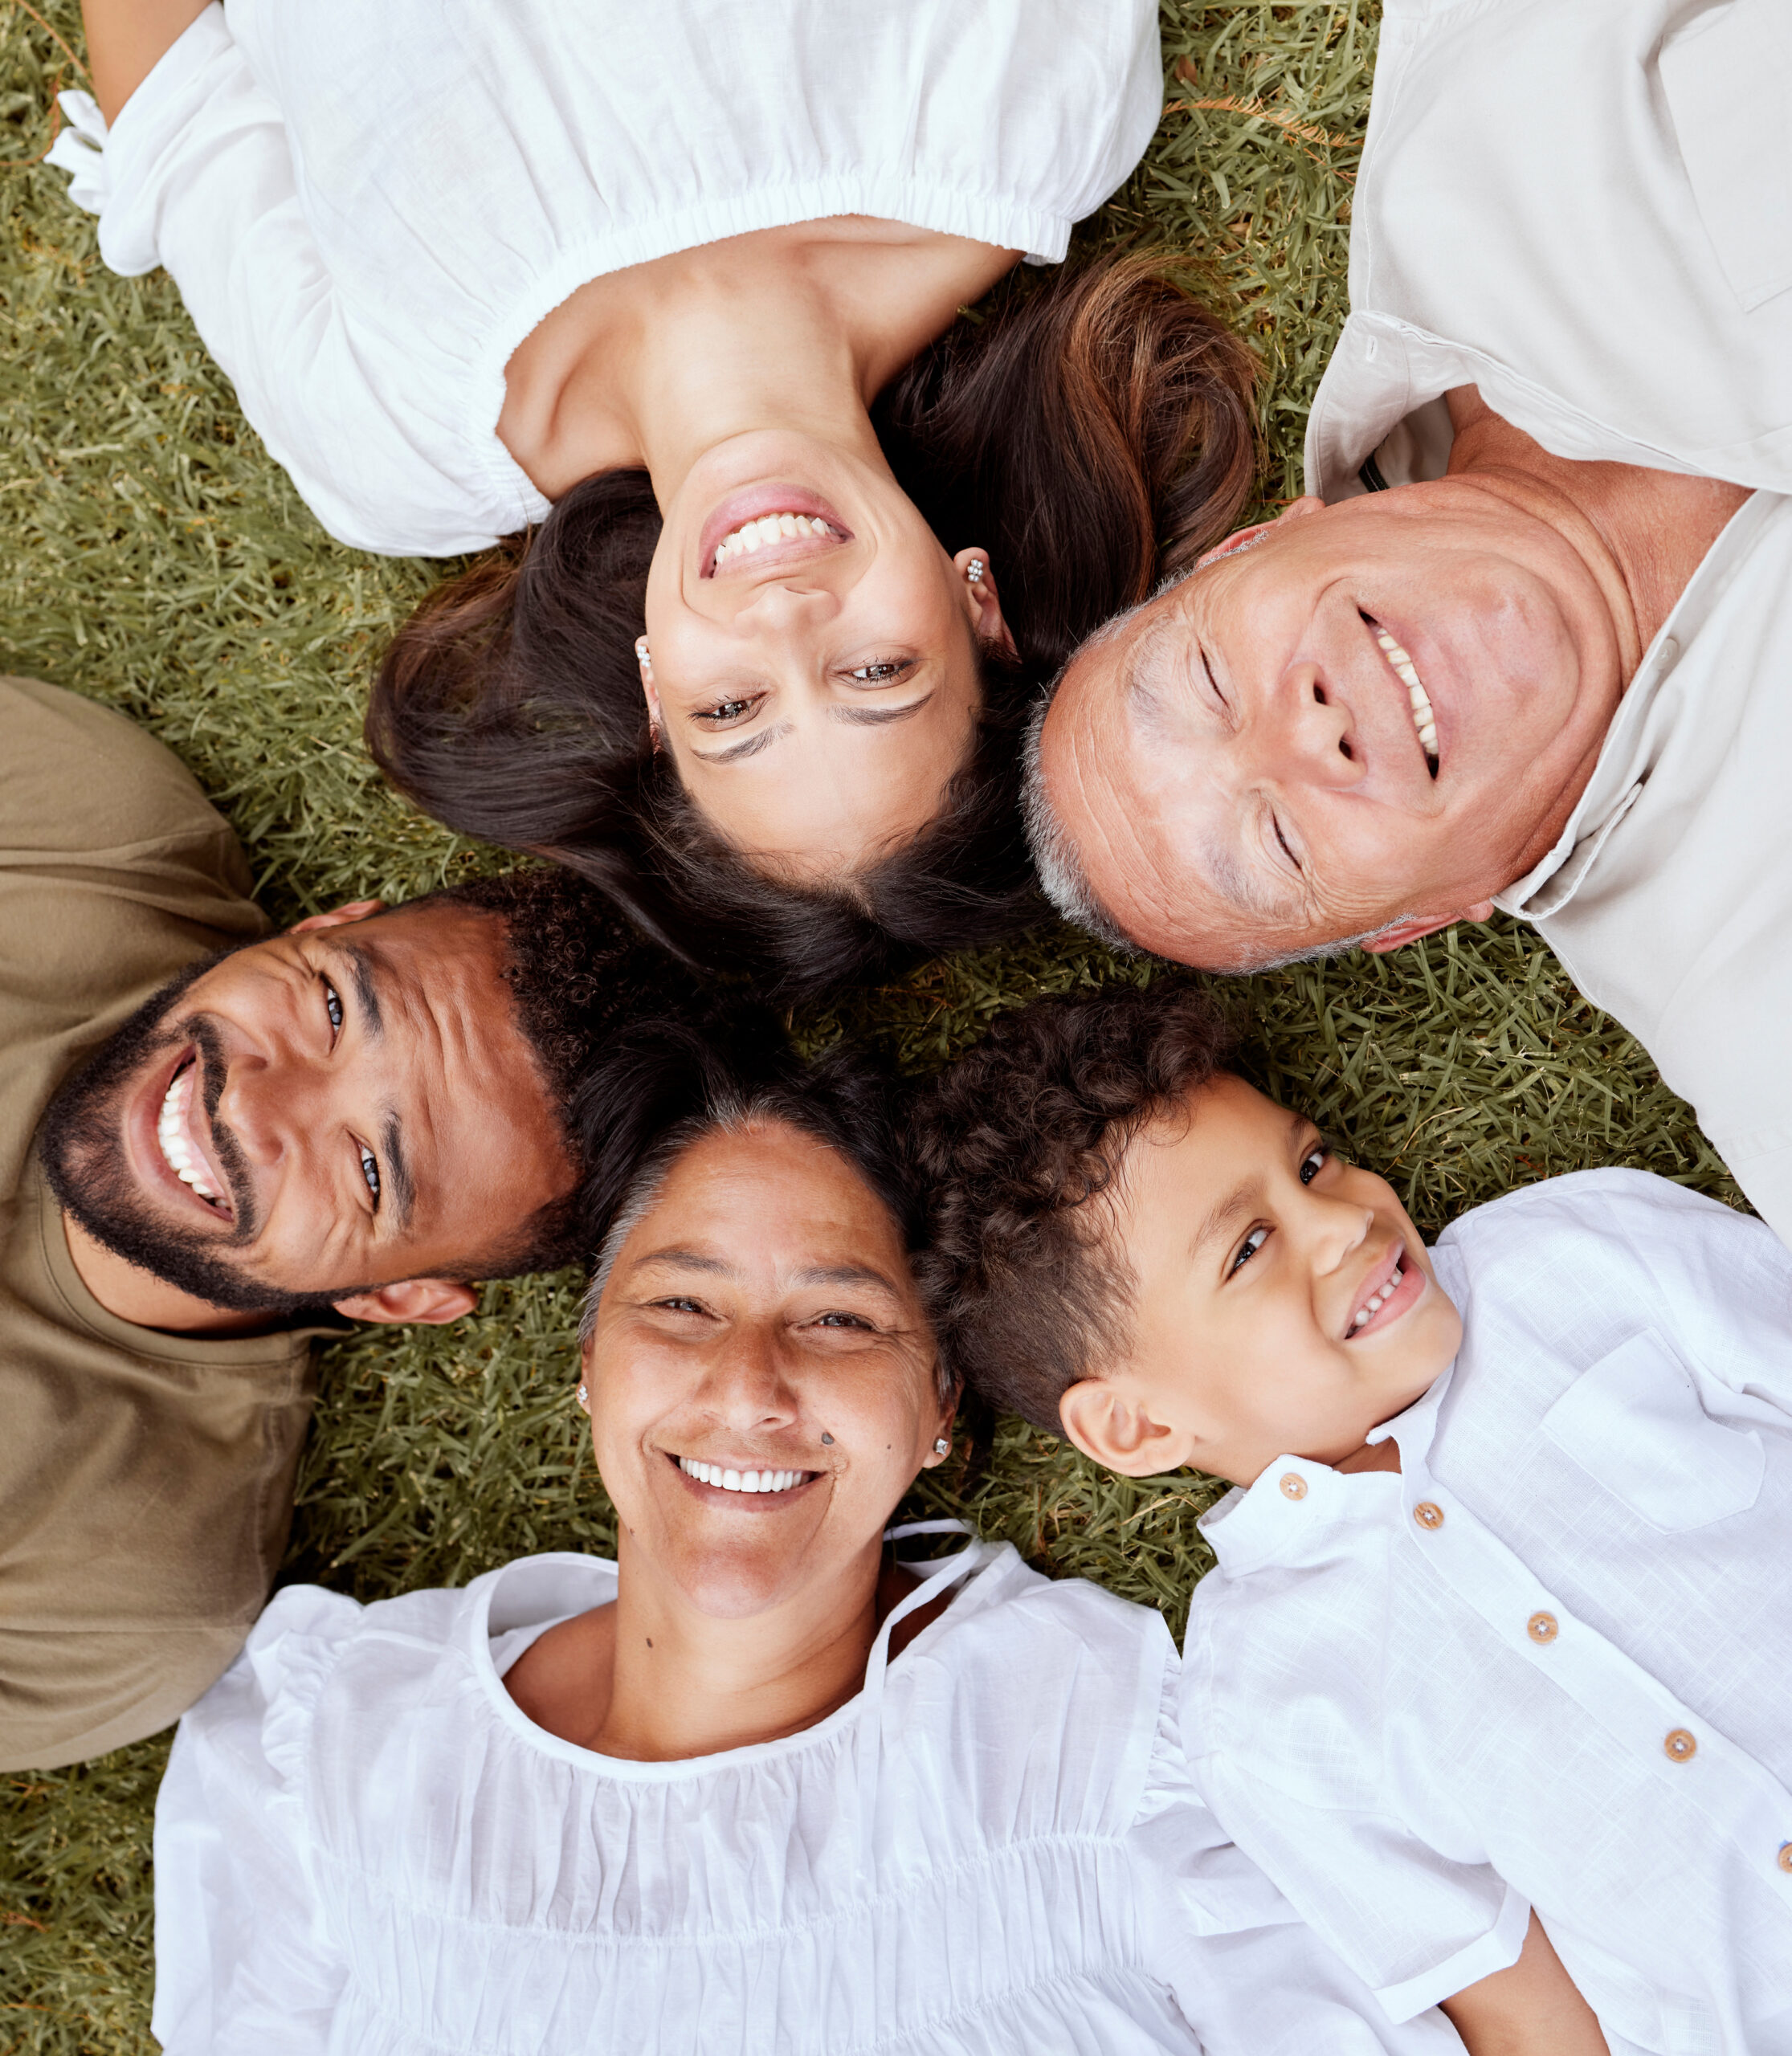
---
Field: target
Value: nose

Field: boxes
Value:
[1259,660,1362,790]
[212,1042,332,1169]
[732,573,842,634]
[1307,1187,1375,1275]
[697,1327,802,1435]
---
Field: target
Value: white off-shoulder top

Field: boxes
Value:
[49,0,1163,557]
[149,1532,1456,2055]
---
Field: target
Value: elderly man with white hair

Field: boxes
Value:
[1027,0,1792,1242]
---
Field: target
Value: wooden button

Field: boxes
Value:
[1413,1501,1444,1531]
[1778,1842,1792,1874]
[1664,1728,1697,1763]
[1527,1612,1558,1644]
[1279,1474,1308,1501]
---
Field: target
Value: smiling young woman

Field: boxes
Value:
[367,256,1257,992]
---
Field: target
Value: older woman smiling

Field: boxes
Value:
[147,1033,1452,2055]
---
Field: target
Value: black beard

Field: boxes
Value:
[39,947,370,1317]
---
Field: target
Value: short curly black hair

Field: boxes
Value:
[911,981,1237,1434]
[401,866,700,1277]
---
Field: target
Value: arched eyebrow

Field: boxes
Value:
[831,694,933,728]
[690,722,793,765]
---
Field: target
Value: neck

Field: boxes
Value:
[1446,387,1749,682]
[591,1532,911,1761]
[498,226,1015,501]
[61,1210,287,1337]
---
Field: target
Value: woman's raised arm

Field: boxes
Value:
[79,0,210,123]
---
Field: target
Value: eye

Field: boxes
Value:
[844,659,915,686]
[1300,1144,1329,1185]
[652,1296,709,1316]
[810,1310,874,1331]
[694,694,760,728]
[1198,647,1231,717]
[322,977,344,1040]
[1228,1226,1270,1276]
[357,1143,381,1206]
[1272,814,1301,871]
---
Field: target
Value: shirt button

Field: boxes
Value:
[1279,1474,1308,1501]
[1779,1842,1792,1874]
[1413,1501,1444,1530]
[1527,1612,1558,1644]
[1655,634,1680,673]
[1664,1728,1697,1763]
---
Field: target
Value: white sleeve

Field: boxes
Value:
[150,1585,363,2054]
[47,8,507,555]
[1129,1669,1469,2052]
[1181,1751,1529,2028]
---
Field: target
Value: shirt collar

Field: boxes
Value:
[1496,490,1782,919]
[1194,1362,1459,1577]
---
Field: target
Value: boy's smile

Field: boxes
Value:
[1058,1073,1464,1487]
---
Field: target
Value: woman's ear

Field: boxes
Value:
[953,547,1018,660]
[1059,1377,1190,1478]
[921,1383,959,1468]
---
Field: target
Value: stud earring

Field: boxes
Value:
[576,1382,589,1410]
[933,1437,951,1457]
[634,635,651,668]
[964,557,986,585]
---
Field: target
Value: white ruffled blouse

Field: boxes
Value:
[149,1530,1457,2055]
[48,0,1163,557]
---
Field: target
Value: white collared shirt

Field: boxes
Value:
[151,1532,1459,2055]
[46,0,1161,557]
[1297,0,1792,1246]
[1182,1169,1792,2056]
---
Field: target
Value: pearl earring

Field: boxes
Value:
[634,635,651,667]
[576,1382,588,1410]
[964,557,986,585]
[933,1437,951,1457]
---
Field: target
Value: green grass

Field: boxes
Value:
[0,2,1738,2044]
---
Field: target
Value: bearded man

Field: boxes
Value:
[1027,0,1792,1240]
[2,675,676,1768]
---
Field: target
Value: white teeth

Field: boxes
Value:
[1375,627,1438,761]
[156,1067,219,1201]
[678,1457,808,1495]
[1349,1254,1406,1332]
[711,513,838,568]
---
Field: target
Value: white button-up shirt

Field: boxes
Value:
[1182,1170,1792,2056]
[1299,0,1792,1246]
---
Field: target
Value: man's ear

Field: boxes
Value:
[1059,1377,1191,1478]
[1360,901,1496,955]
[1192,499,1324,573]
[290,899,385,934]
[334,1277,480,1326]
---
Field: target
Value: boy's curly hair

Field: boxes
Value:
[911,981,1237,1434]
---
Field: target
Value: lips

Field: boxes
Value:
[671,1450,819,1503]
[696,483,852,581]
[1366,618,1439,774]
[1344,1242,1424,1339]
[142,1050,233,1220]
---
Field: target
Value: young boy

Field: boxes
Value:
[916,982,1792,2056]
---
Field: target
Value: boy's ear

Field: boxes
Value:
[1059,1377,1190,1478]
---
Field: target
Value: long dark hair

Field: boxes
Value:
[367,253,1257,997]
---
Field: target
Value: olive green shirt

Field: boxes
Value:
[0,677,329,1769]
